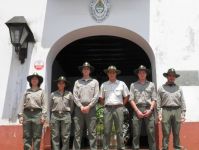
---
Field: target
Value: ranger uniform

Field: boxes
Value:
[18,73,47,150]
[157,68,186,150]
[73,62,99,150]
[99,65,129,150]
[50,76,74,150]
[129,65,157,150]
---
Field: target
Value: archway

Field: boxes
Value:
[51,35,152,90]
[45,26,157,149]
[46,26,156,92]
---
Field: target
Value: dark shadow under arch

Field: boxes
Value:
[51,35,152,149]
[52,35,151,89]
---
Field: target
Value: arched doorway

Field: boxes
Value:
[46,26,156,91]
[52,35,152,149]
[51,35,152,90]
[45,26,157,149]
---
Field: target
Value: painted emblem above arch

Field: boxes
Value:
[89,0,111,23]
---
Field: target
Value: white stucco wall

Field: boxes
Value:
[150,0,199,121]
[0,0,198,124]
[42,0,150,47]
[0,0,47,124]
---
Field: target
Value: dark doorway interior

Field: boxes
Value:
[52,35,152,149]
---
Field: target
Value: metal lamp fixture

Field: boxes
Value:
[5,16,35,64]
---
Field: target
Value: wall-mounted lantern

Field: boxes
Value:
[5,16,35,64]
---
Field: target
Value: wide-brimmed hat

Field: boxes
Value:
[134,65,150,75]
[55,76,69,84]
[163,68,180,78]
[104,65,121,74]
[78,62,94,72]
[27,72,43,84]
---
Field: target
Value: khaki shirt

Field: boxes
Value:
[157,83,186,116]
[129,80,157,105]
[99,80,129,105]
[73,78,99,108]
[18,88,48,117]
[50,90,74,113]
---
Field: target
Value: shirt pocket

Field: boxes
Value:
[145,88,152,99]
[134,89,140,96]
[114,88,122,96]
[174,90,181,99]
[104,87,112,96]
[52,96,59,104]
[88,84,95,92]
[63,95,70,106]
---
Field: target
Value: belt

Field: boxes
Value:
[52,111,70,114]
[24,108,41,112]
[81,103,90,106]
[162,106,180,109]
[136,104,151,107]
[105,104,123,108]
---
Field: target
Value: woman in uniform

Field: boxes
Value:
[18,72,48,150]
[50,76,74,150]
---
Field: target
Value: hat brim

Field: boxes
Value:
[163,73,180,78]
[54,79,70,84]
[78,66,95,72]
[134,68,150,75]
[27,75,43,84]
[104,69,121,74]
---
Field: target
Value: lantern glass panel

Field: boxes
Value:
[9,26,23,46]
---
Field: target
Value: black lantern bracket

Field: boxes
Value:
[5,16,35,64]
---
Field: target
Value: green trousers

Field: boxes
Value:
[162,107,182,150]
[132,106,156,150]
[50,112,71,150]
[73,107,97,150]
[23,109,43,150]
[103,106,125,150]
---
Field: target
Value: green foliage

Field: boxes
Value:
[96,104,116,134]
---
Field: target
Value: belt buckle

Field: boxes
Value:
[59,111,62,114]
[30,108,34,112]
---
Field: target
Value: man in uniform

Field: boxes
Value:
[157,68,186,150]
[99,65,129,150]
[73,62,99,150]
[129,65,157,150]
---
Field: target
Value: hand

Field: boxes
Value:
[143,109,152,118]
[19,116,24,124]
[81,106,90,114]
[43,121,49,129]
[40,116,46,124]
[80,106,85,113]
[158,114,162,123]
[181,117,185,123]
[136,110,144,119]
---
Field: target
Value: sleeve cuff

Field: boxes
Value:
[78,103,83,108]
[88,103,94,108]
[181,111,186,118]
[128,98,134,101]
[42,113,47,118]
[18,113,23,118]
[157,109,162,115]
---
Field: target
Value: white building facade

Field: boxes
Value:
[0,0,199,149]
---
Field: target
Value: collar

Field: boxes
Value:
[56,90,67,96]
[165,82,176,86]
[108,80,119,84]
[81,77,93,81]
[28,88,41,92]
[137,80,149,85]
